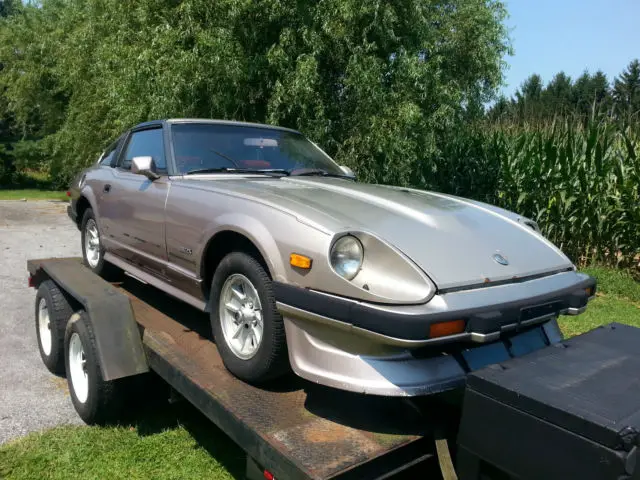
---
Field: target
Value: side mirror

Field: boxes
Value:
[131,156,160,180]
[339,165,356,180]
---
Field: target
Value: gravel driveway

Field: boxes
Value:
[0,200,83,445]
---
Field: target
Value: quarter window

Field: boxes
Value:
[99,144,117,166]
[121,128,166,171]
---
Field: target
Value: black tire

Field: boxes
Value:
[64,311,126,425]
[80,208,122,280]
[210,252,289,383]
[35,280,73,374]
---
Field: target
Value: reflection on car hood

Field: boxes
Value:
[179,176,573,290]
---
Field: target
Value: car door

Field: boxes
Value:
[88,138,123,234]
[98,126,170,277]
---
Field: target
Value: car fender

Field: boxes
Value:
[198,212,289,283]
[78,183,99,218]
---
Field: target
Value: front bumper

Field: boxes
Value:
[275,271,595,346]
[275,271,595,396]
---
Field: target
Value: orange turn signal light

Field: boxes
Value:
[585,287,594,297]
[290,253,312,269]
[429,319,466,339]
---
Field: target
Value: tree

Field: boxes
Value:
[519,74,544,101]
[511,74,543,121]
[0,0,511,188]
[0,0,19,18]
[0,0,22,183]
[487,95,510,122]
[487,69,614,124]
[542,71,572,117]
[571,71,592,116]
[613,59,640,117]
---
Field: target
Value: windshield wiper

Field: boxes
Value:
[209,148,240,167]
[289,168,353,179]
[185,167,289,176]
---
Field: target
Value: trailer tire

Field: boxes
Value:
[210,252,289,384]
[35,280,73,374]
[64,311,126,425]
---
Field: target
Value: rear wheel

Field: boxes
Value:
[35,280,73,374]
[210,252,289,383]
[80,208,121,280]
[64,311,126,424]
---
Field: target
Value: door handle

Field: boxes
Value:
[103,184,111,193]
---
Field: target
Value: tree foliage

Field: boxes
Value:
[0,0,510,187]
[488,60,640,124]
[613,59,640,117]
[0,0,22,183]
[0,0,19,18]
[1,1,636,267]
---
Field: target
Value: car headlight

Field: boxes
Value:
[330,235,363,280]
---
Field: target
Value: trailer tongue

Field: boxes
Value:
[27,257,640,479]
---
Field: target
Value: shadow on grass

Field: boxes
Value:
[125,382,247,479]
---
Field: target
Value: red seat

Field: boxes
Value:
[239,160,272,169]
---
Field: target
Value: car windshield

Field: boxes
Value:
[170,123,344,176]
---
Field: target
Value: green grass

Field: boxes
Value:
[0,170,68,201]
[559,265,640,337]
[0,189,68,201]
[0,405,245,480]
[1,266,638,479]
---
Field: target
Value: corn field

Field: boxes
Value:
[430,118,640,269]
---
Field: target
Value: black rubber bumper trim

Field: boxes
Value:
[274,276,596,341]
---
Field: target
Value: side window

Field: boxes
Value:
[99,145,117,166]
[120,128,166,171]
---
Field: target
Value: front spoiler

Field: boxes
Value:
[276,270,594,396]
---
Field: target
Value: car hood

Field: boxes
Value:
[180,176,573,290]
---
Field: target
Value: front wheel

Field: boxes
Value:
[210,252,289,383]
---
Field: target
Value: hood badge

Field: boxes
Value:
[492,253,509,266]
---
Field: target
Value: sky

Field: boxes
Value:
[501,0,640,98]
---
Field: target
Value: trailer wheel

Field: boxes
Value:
[210,252,289,383]
[80,208,122,280]
[64,311,125,424]
[35,280,73,374]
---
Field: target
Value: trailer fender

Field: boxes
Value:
[28,257,149,381]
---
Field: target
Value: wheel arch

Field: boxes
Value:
[76,196,91,228]
[75,187,98,229]
[199,216,286,302]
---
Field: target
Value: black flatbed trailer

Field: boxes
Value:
[27,257,640,480]
[28,257,448,480]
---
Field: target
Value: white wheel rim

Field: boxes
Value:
[38,298,52,356]
[68,332,89,403]
[84,219,101,268]
[219,274,264,360]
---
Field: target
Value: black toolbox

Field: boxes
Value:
[457,322,640,480]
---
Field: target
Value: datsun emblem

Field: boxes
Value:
[493,253,509,266]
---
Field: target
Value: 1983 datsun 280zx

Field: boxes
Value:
[67,119,596,396]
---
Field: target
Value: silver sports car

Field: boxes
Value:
[68,119,596,396]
